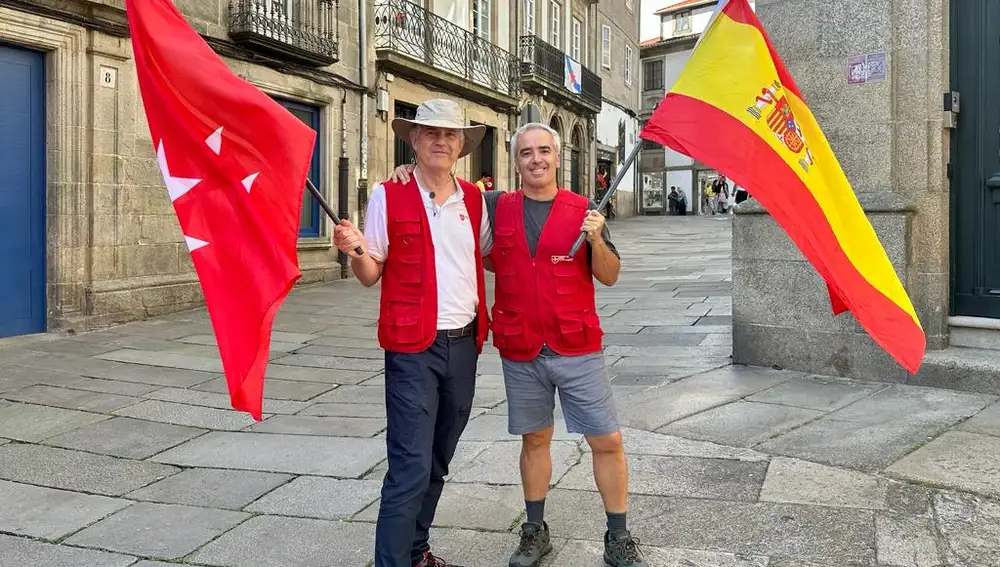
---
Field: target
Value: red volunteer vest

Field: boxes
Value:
[377,177,490,354]
[488,189,603,361]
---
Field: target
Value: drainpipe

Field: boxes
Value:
[339,93,350,278]
[358,0,370,213]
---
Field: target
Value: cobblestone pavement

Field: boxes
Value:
[1,215,999,567]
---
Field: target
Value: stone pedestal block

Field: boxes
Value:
[731,194,938,384]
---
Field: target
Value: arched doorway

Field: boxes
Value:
[570,126,585,195]
[549,115,564,187]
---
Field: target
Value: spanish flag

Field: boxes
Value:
[641,0,925,372]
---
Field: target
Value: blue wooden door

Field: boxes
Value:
[0,45,46,338]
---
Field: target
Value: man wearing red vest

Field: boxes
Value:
[334,99,491,567]
[490,123,644,567]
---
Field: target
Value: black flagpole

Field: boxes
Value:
[562,141,644,260]
[305,178,364,257]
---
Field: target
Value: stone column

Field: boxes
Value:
[732,0,950,381]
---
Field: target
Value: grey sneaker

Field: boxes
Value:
[603,530,647,567]
[509,521,553,567]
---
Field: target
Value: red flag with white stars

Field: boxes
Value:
[125,0,316,420]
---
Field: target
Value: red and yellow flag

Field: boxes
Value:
[641,0,925,372]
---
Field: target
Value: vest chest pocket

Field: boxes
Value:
[551,261,582,294]
[491,228,520,293]
[393,219,423,247]
[391,219,424,283]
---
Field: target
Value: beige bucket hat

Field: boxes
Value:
[391,99,487,159]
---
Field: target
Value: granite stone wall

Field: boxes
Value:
[733,0,950,380]
[0,1,367,331]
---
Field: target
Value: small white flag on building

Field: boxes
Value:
[564,55,582,94]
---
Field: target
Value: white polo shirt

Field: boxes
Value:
[363,178,493,330]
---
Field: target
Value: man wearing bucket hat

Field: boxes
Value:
[334,99,492,567]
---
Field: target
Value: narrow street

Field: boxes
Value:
[0,215,997,567]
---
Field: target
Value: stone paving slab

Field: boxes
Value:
[64,502,250,560]
[306,335,383,348]
[826,384,995,427]
[0,444,179,496]
[192,376,336,401]
[660,401,823,447]
[246,476,383,520]
[549,539,769,567]
[757,418,949,473]
[309,384,383,404]
[875,514,941,567]
[541,489,875,564]
[0,401,109,442]
[956,400,1000,437]
[189,515,376,567]
[60,378,160,400]
[97,348,224,373]
[885,430,1000,498]
[450,440,581,485]
[114,399,263,431]
[0,479,131,539]
[760,457,887,510]
[356,482,525,532]
[558,453,767,501]
[0,384,138,413]
[83,366,219,389]
[934,491,1000,567]
[460,414,580,442]
[151,432,385,477]
[746,375,886,412]
[601,427,769,461]
[298,401,386,418]
[43,416,206,459]
[0,534,137,567]
[143,386,309,414]
[265,364,379,384]
[248,414,386,437]
[272,353,385,372]
[126,467,292,510]
[613,366,796,431]
[294,344,386,360]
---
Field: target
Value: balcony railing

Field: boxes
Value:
[373,0,521,101]
[229,0,339,67]
[519,35,602,113]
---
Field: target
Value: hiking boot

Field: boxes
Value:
[509,521,553,567]
[603,530,647,567]
[415,551,464,567]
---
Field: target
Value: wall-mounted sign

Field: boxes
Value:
[866,52,887,82]
[848,52,887,85]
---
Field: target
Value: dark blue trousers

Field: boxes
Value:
[374,331,478,567]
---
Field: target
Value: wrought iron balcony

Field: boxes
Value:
[519,35,602,114]
[373,0,521,109]
[229,0,339,67]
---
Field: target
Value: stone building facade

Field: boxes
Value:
[0,0,366,338]
[637,0,750,215]
[594,0,641,218]
[734,0,1000,392]
[516,0,603,198]
[369,0,520,194]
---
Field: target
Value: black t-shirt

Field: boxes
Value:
[483,191,619,261]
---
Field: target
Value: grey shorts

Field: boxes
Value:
[502,349,619,436]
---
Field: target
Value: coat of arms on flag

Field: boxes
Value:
[564,55,582,94]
